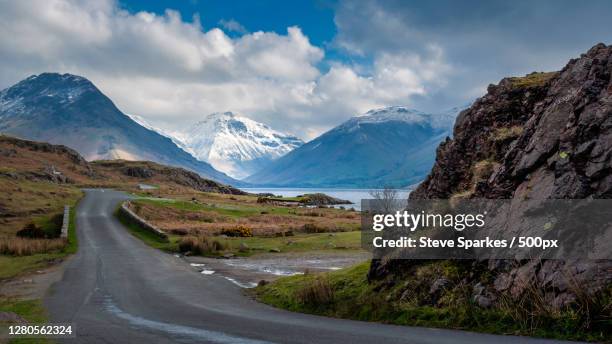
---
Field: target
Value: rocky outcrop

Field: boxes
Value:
[94,160,246,194]
[370,43,612,309]
[122,166,154,178]
[299,193,351,206]
[0,134,95,181]
[1,135,91,168]
[412,43,611,200]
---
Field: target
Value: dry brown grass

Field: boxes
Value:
[131,200,360,237]
[0,178,82,237]
[178,235,224,255]
[472,159,499,183]
[495,261,612,335]
[492,125,524,142]
[0,237,67,256]
[296,276,335,306]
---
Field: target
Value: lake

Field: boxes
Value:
[240,188,412,211]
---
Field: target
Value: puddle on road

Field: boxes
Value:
[223,260,304,277]
[183,252,370,289]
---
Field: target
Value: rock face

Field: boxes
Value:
[371,43,612,308]
[412,43,612,200]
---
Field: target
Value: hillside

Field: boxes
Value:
[246,107,456,188]
[0,73,240,186]
[0,135,244,238]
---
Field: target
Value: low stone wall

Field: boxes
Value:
[61,205,69,238]
[119,201,169,241]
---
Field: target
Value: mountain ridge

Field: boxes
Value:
[0,72,242,186]
[245,106,459,188]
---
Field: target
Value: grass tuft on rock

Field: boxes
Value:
[508,72,558,88]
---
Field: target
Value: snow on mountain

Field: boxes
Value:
[180,112,304,179]
[246,106,462,188]
[340,106,456,132]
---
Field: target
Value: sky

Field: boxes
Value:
[0,0,611,140]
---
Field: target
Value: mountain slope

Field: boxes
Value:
[0,73,240,185]
[176,112,303,179]
[245,107,457,188]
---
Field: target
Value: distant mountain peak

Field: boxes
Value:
[337,106,456,133]
[181,111,303,179]
[0,72,240,186]
[12,73,95,93]
[0,73,98,116]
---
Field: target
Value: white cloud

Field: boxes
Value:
[332,0,612,112]
[0,0,451,140]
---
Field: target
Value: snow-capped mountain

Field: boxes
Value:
[179,112,304,179]
[339,106,455,131]
[0,73,240,185]
[246,106,462,188]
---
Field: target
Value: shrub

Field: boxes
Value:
[303,223,325,233]
[178,235,224,255]
[169,228,189,236]
[301,210,323,217]
[220,225,253,237]
[296,276,335,306]
[16,223,46,238]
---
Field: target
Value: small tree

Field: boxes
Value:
[369,186,401,213]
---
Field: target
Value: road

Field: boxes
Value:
[45,189,573,344]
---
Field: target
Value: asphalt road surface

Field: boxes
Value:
[45,189,575,344]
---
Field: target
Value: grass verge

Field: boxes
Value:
[254,261,611,342]
[0,299,51,344]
